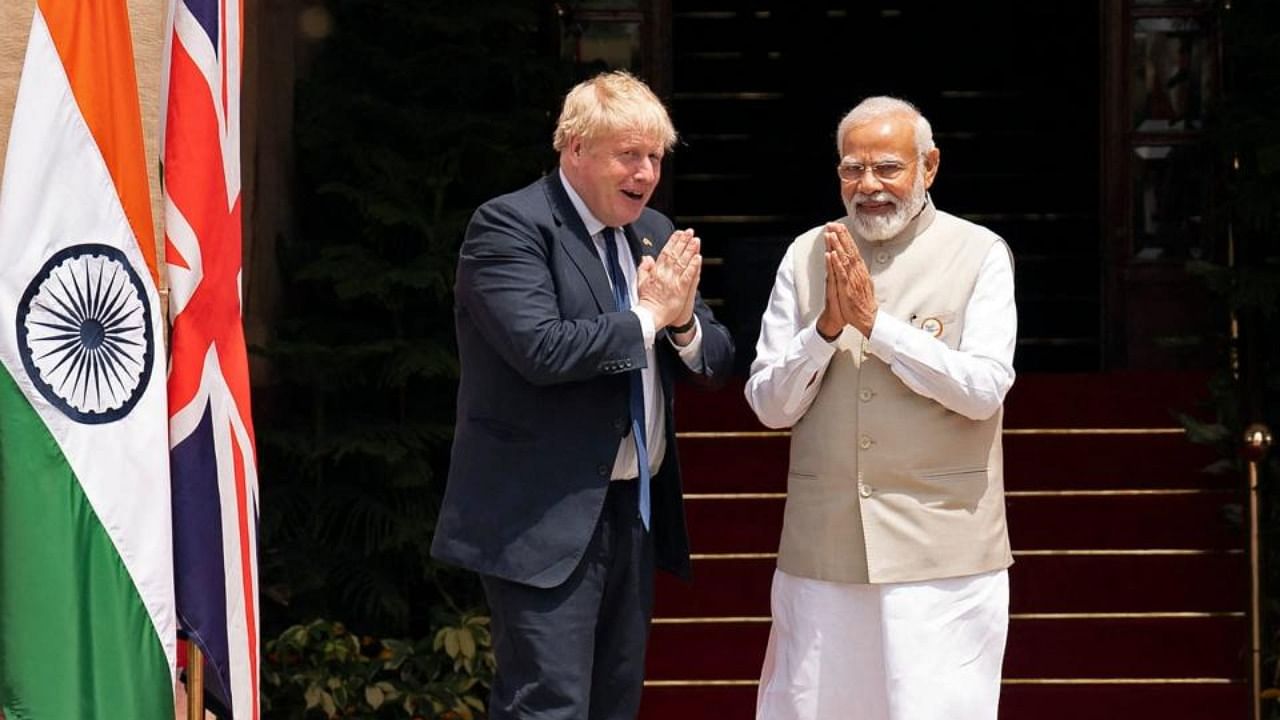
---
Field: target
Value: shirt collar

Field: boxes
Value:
[559,168,608,238]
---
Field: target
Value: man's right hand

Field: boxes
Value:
[816,229,846,341]
[638,229,702,329]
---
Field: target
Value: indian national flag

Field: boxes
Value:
[0,1,176,718]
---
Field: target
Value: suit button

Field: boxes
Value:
[597,464,610,477]
[859,435,873,450]
[624,359,633,368]
[859,388,874,402]
[613,417,627,432]
[874,250,890,264]
[859,484,874,498]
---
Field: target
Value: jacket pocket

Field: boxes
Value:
[914,465,988,480]
[910,466,989,509]
[469,415,536,443]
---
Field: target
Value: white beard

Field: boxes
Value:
[843,170,927,242]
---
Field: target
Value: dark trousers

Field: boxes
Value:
[481,480,655,720]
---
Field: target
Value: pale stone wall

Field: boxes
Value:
[0,2,34,185]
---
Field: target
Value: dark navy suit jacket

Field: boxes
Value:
[431,173,735,588]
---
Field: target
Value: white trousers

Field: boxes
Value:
[756,568,1009,720]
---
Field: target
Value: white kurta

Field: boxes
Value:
[757,568,1010,720]
[746,205,1018,719]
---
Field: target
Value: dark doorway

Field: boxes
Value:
[665,2,1102,372]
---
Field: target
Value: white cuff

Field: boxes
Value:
[801,322,841,362]
[632,305,657,349]
[672,317,705,370]
[867,310,910,362]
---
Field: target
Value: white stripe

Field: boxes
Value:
[164,195,203,319]
[227,385,258,720]
[172,344,257,718]
[221,0,242,199]
[0,10,176,685]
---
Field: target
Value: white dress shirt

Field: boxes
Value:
[745,224,1016,427]
[559,170,705,479]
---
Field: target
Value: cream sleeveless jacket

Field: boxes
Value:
[779,204,1014,584]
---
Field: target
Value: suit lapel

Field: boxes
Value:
[543,173,614,313]
[622,224,658,267]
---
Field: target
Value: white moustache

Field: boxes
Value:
[853,192,898,206]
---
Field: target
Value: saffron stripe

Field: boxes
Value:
[37,0,158,281]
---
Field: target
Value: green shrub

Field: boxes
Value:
[263,616,495,720]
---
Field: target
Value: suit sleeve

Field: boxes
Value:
[456,200,648,387]
[669,293,734,389]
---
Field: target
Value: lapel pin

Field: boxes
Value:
[641,237,653,248]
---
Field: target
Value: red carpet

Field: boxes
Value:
[642,372,1249,719]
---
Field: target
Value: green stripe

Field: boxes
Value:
[0,367,172,719]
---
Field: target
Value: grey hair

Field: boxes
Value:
[835,96,935,156]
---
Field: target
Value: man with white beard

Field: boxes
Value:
[745,96,1018,720]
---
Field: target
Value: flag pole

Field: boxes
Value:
[186,642,205,720]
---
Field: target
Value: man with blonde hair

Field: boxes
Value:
[432,71,734,719]
[746,96,1017,719]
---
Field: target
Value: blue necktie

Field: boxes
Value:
[602,228,651,529]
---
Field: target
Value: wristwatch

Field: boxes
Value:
[670,316,696,334]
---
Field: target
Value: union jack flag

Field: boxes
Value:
[162,0,259,716]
